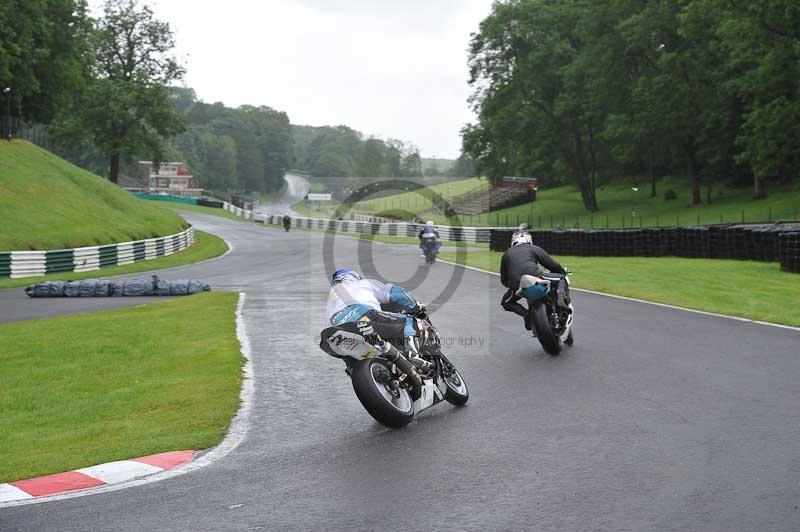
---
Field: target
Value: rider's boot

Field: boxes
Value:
[404,336,432,371]
[502,299,530,330]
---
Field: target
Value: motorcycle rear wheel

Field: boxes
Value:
[351,359,414,428]
[530,304,561,355]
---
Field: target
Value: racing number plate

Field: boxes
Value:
[327,331,378,359]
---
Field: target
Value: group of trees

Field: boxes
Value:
[465,0,800,211]
[291,125,478,199]
[165,88,291,194]
[1,0,437,195]
[2,0,187,183]
[292,125,426,178]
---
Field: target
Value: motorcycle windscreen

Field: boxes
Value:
[319,323,380,360]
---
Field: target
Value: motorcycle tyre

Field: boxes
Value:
[565,329,574,346]
[531,304,561,355]
[351,359,414,428]
[439,353,469,406]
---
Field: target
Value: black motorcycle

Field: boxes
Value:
[319,314,468,428]
[517,272,575,355]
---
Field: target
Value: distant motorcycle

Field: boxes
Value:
[516,272,574,355]
[318,313,468,428]
[282,216,291,232]
[420,233,440,264]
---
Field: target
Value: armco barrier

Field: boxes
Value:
[223,202,497,243]
[490,223,800,272]
[1,227,195,279]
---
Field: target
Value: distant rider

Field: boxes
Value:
[418,220,441,256]
[326,268,428,362]
[500,229,569,329]
[282,214,291,232]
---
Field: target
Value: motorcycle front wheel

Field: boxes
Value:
[351,359,414,428]
[439,353,469,405]
[530,303,561,355]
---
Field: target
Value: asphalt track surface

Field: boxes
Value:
[254,173,309,216]
[1,214,799,531]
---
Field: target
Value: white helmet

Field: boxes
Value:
[511,231,532,246]
[425,221,434,227]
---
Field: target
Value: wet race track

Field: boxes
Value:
[1,211,798,531]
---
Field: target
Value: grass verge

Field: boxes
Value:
[0,230,228,289]
[0,292,242,482]
[428,180,800,228]
[167,203,246,221]
[439,250,800,327]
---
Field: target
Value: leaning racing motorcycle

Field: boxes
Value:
[318,314,469,428]
[517,272,574,355]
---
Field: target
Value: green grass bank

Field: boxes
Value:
[440,250,800,327]
[0,292,243,482]
[338,176,800,228]
[0,140,187,250]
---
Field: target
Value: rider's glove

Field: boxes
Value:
[411,302,427,320]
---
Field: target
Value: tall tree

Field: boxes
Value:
[465,0,631,211]
[707,0,800,197]
[0,0,92,124]
[78,0,184,183]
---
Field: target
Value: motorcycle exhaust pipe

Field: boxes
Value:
[379,342,422,401]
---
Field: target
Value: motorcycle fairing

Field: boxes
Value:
[413,380,446,414]
[516,274,550,302]
[319,323,379,360]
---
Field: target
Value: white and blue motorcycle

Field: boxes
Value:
[319,315,468,428]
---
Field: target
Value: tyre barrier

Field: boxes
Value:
[489,223,800,273]
[25,275,210,298]
[780,232,800,273]
[0,227,195,279]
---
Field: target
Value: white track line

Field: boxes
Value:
[437,258,800,332]
[0,291,255,508]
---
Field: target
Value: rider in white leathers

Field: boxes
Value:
[326,268,427,358]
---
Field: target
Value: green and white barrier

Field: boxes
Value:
[0,227,195,279]
[222,202,496,243]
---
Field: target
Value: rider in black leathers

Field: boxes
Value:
[500,230,569,328]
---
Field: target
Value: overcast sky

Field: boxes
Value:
[91,0,496,159]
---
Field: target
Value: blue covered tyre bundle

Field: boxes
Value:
[25,275,210,298]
